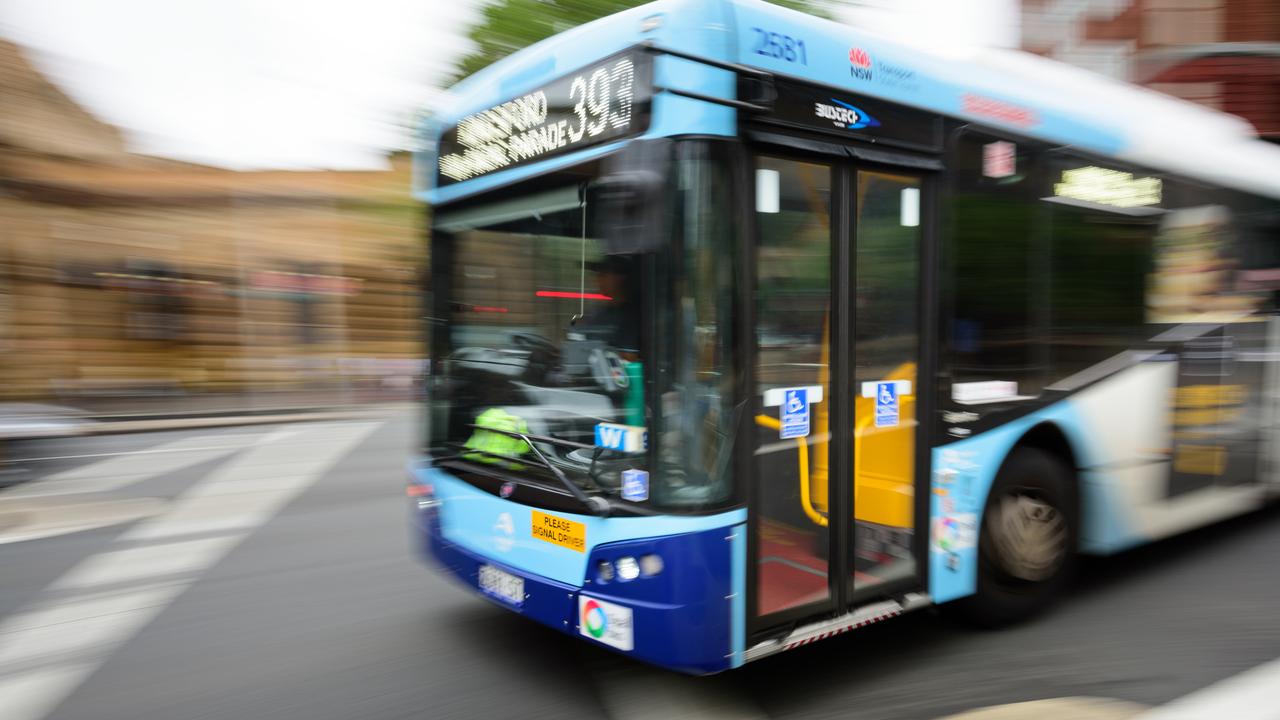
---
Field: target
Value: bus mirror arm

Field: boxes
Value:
[467,424,611,517]
[522,434,612,517]
[591,138,672,254]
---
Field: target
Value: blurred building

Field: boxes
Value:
[1022,0,1280,142]
[0,39,423,405]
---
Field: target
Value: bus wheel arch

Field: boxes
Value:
[956,424,1081,626]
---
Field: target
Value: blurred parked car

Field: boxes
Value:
[0,403,96,441]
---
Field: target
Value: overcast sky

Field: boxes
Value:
[0,0,1013,171]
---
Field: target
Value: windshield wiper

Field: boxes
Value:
[463,424,611,517]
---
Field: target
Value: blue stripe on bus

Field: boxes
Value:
[729,522,746,668]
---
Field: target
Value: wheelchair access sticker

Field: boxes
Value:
[780,388,810,439]
[763,385,824,440]
[875,381,899,428]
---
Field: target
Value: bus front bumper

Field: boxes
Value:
[412,489,737,675]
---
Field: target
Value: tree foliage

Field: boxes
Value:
[449,0,835,85]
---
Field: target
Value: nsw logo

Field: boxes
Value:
[849,47,873,80]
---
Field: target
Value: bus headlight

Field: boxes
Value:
[596,559,615,583]
[639,554,664,577]
[614,556,640,582]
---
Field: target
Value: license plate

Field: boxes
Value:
[478,564,524,606]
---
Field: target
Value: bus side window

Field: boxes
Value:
[946,130,1049,399]
[1045,153,1157,382]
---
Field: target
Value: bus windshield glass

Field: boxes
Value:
[428,182,649,500]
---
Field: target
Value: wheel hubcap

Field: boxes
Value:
[987,492,1068,582]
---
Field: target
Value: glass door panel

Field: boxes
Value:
[752,155,833,617]
[850,170,921,595]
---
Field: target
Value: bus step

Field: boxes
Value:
[743,592,932,663]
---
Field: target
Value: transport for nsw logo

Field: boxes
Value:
[849,47,873,80]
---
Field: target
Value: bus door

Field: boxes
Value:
[750,152,925,626]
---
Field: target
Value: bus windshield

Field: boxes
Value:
[427,142,738,512]
[428,180,650,502]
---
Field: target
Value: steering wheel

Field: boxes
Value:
[509,332,559,357]
[509,332,560,384]
[588,347,631,395]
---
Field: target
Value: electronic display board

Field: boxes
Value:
[437,51,653,186]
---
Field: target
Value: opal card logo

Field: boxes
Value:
[578,595,634,650]
[813,98,881,130]
[582,599,607,638]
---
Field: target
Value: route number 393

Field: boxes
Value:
[567,57,635,141]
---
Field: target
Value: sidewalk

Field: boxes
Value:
[2,387,417,438]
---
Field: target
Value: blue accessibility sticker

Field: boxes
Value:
[780,388,810,439]
[875,382,899,428]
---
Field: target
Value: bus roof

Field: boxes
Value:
[423,0,1280,200]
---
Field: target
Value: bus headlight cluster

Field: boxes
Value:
[615,556,640,581]
[639,554,663,576]
[595,554,663,583]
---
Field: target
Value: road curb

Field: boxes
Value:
[84,411,359,435]
[78,404,407,436]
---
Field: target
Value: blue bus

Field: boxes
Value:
[409,0,1280,674]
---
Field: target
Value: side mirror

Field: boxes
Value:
[587,138,671,254]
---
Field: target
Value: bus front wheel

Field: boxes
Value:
[956,447,1078,626]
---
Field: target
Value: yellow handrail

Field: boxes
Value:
[755,414,828,528]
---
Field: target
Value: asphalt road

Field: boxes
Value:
[2,409,1278,720]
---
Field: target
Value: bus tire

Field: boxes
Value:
[955,447,1078,627]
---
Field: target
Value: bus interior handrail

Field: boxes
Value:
[754,413,828,528]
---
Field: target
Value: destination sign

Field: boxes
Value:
[437,51,652,186]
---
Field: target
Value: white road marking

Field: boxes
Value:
[1,434,260,499]
[0,496,165,545]
[49,536,243,591]
[1135,655,1280,720]
[0,584,186,671]
[118,482,302,540]
[0,665,97,720]
[0,443,257,465]
[0,421,381,720]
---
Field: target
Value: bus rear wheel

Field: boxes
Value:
[956,447,1078,627]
